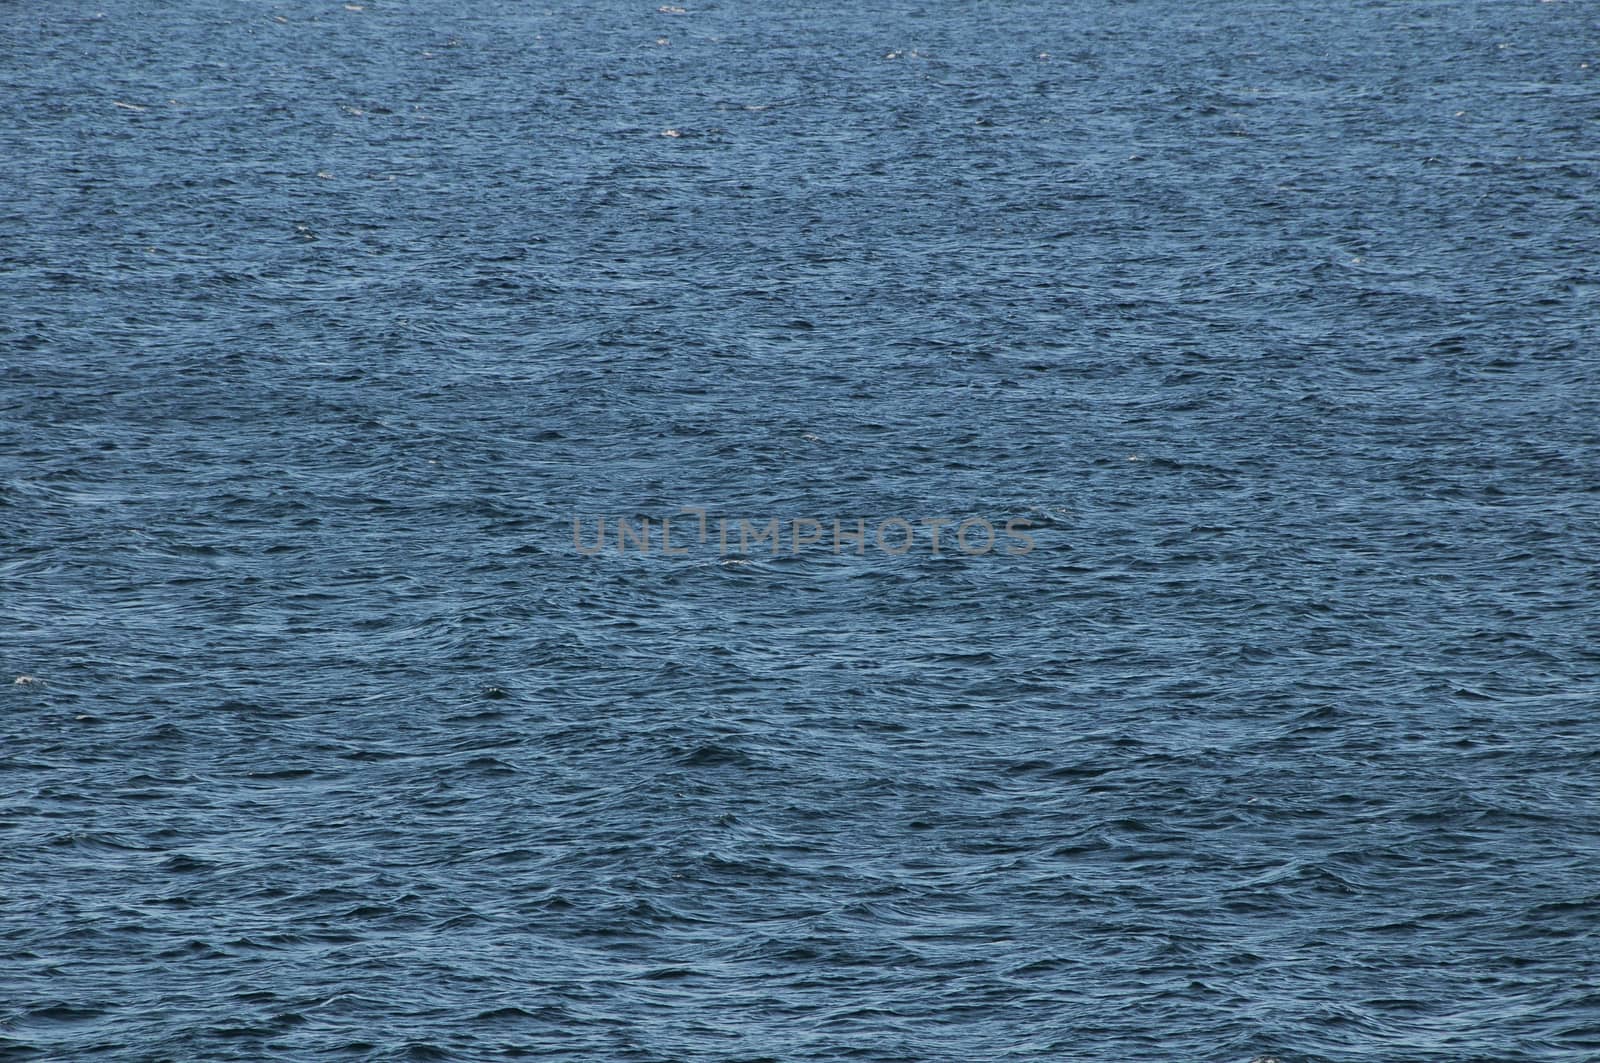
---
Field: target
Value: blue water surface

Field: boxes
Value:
[4,1,1600,1060]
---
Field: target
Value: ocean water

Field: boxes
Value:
[3,0,1599,1059]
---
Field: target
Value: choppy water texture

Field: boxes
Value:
[4,0,1600,1059]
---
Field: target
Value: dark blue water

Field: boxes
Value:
[4,1,1600,1059]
